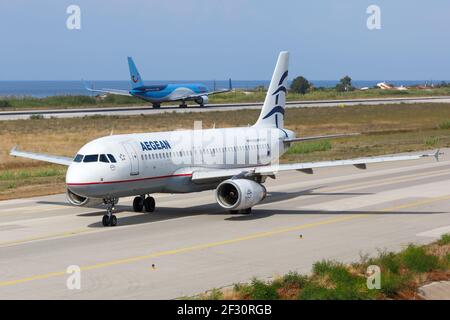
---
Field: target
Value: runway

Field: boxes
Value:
[1,96,450,120]
[0,150,449,299]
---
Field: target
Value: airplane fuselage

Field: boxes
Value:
[130,83,209,103]
[66,127,295,199]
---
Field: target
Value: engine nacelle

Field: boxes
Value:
[215,179,267,210]
[66,189,104,207]
[195,95,209,105]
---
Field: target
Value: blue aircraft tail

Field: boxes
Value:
[127,57,144,89]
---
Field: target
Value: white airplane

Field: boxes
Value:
[10,52,440,227]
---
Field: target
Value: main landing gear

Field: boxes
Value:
[179,100,188,108]
[152,103,161,109]
[102,198,118,227]
[133,195,155,213]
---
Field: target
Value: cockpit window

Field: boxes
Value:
[99,154,109,163]
[73,154,84,163]
[107,154,117,163]
[83,154,99,163]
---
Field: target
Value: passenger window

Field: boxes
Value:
[83,154,99,163]
[99,154,109,163]
[73,154,83,163]
[107,154,117,163]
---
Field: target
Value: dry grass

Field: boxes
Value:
[1,102,450,200]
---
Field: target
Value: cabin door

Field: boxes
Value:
[122,142,140,176]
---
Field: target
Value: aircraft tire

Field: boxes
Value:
[144,197,155,212]
[133,196,144,212]
[102,215,109,226]
[110,215,117,227]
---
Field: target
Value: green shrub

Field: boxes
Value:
[298,283,335,300]
[35,168,62,177]
[300,260,377,300]
[247,279,279,300]
[425,136,439,146]
[438,233,450,245]
[0,100,12,108]
[400,245,440,273]
[369,250,401,274]
[380,271,410,297]
[203,288,223,300]
[438,120,450,129]
[6,182,16,189]
[276,271,309,288]
[0,171,15,181]
[29,114,44,120]
[286,140,332,154]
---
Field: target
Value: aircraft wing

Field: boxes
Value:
[187,89,231,99]
[283,133,360,143]
[10,147,72,166]
[186,79,233,99]
[191,150,441,183]
[85,84,132,97]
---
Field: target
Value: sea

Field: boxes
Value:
[0,80,446,98]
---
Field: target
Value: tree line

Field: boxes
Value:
[290,75,355,94]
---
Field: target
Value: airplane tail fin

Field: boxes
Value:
[254,51,289,128]
[127,57,144,89]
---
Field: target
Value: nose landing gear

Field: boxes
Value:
[102,198,118,227]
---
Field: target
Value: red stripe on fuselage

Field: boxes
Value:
[66,173,192,186]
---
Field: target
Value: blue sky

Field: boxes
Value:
[0,0,449,80]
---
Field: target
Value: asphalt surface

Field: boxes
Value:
[1,96,450,120]
[0,149,449,299]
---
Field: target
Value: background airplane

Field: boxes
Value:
[86,57,232,108]
[11,52,440,227]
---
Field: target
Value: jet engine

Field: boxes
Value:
[215,179,267,210]
[195,95,209,105]
[66,189,103,207]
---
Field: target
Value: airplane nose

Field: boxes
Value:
[66,164,93,197]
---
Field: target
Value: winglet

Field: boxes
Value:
[10,145,17,155]
[421,149,443,162]
[434,149,443,162]
[229,78,233,91]
[82,79,94,92]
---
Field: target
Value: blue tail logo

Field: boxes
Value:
[262,70,288,120]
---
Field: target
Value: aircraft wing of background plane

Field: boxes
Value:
[185,79,233,99]
[85,86,132,96]
[191,150,441,183]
